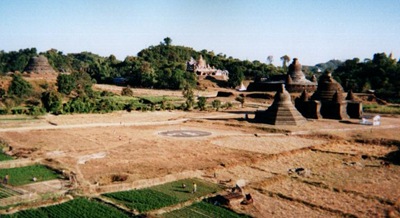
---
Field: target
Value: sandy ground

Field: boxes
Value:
[0,108,399,217]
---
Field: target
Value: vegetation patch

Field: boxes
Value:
[103,178,221,213]
[0,165,60,186]
[0,185,20,199]
[363,104,400,114]
[1,197,130,218]
[0,152,13,161]
[162,201,250,218]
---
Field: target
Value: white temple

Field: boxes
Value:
[186,55,229,80]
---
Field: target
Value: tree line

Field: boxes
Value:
[0,38,399,102]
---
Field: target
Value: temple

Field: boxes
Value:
[295,70,362,120]
[247,58,317,92]
[186,55,229,80]
[254,84,307,125]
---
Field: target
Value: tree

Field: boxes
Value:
[163,37,172,46]
[280,55,290,70]
[41,90,62,114]
[197,96,207,111]
[227,65,245,88]
[235,96,245,108]
[57,74,76,95]
[267,55,273,65]
[212,99,221,111]
[182,83,194,111]
[8,74,33,98]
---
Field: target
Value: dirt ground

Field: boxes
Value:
[0,85,399,217]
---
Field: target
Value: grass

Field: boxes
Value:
[103,178,222,213]
[1,198,130,218]
[0,116,38,122]
[0,152,13,161]
[162,201,251,218]
[0,165,60,186]
[363,103,400,114]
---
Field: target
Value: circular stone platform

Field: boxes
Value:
[158,130,212,137]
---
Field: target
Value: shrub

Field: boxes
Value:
[121,86,133,96]
[8,74,33,98]
[41,91,62,114]
[197,96,207,111]
[212,99,221,111]
[57,74,76,95]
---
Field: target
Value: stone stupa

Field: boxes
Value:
[254,84,307,125]
[295,70,362,120]
[24,55,56,74]
[247,58,317,92]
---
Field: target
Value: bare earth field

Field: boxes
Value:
[0,107,399,217]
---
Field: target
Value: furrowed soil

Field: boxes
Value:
[0,87,399,217]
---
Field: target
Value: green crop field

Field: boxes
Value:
[2,198,131,218]
[0,185,20,199]
[0,165,60,186]
[163,201,251,218]
[103,178,222,213]
[0,152,13,161]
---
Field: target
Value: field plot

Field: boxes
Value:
[103,178,221,213]
[263,178,392,217]
[2,198,130,218]
[0,153,13,161]
[0,111,398,217]
[0,185,20,199]
[0,165,60,186]
[163,201,250,218]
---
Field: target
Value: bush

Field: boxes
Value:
[197,96,207,111]
[41,91,62,114]
[212,99,221,111]
[57,74,76,95]
[121,86,133,96]
[8,74,33,98]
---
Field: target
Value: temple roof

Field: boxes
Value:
[311,70,344,102]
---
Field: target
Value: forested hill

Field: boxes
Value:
[0,38,280,89]
[0,38,400,101]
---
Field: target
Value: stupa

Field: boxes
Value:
[254,84,307,125]
[24,55,56,74]
[247,58,317,92]
[295,70,362,119]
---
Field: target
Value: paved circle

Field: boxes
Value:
[159,130,212,137]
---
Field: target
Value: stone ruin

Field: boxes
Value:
[247,58,317,92]
[254,84,306,125]
[24,55,56,74]
[295,70,362,120]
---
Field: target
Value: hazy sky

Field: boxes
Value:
[1,0,399,65]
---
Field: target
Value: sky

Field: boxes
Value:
[1,0,399,66]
